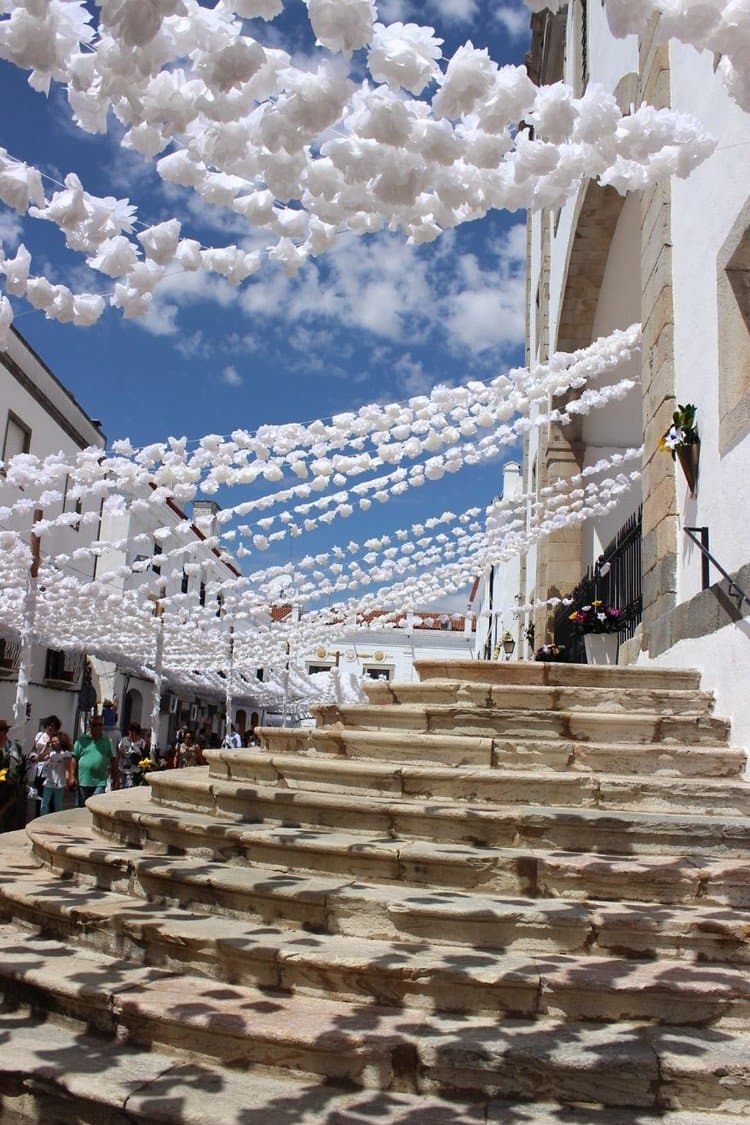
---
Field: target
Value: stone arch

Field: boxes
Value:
[235,708,247,735]
[536,180,630,637]
[122,688,143,731]
[556,182,627,356]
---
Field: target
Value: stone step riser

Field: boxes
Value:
[2,967,750,1109]
[205,759,750,817]
[24,839,750,973]
[414,660,703,691]
[146,780,750,856]
[256,731,746,778]
[363,681,715,717]
[33,821,750,912]
[6,897,750,1037]
[313,705,731,747]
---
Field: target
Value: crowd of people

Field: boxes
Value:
[0,710,261,833]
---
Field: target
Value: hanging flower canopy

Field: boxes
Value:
[0,0,733,341]
[1,321,642,709]
[0,0,745,709]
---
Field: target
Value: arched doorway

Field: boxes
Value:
[236,709,247,735]
[250,711,259,732]
[122,688,143,732]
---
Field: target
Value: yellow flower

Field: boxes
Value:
[592,600,602,606]
[0,767,7,783]
[138,757,152,770]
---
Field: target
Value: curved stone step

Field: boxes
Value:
[205,749,750,815]
[414,660,703,691]
[26,806,750,909]
[0,1008,502,1125]
[6,861,750,1025]
[0,1010,736,1125]
[22,818,750,969]
[92,785,750,859]
[144,771,750,852]
[257,725,747,777]
[363,679,716,717]
[312,703,731,747]
[1,919,750,1109]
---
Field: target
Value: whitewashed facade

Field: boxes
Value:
[301,612,476,685]
[0,328,105,747]
[523,4,750,743]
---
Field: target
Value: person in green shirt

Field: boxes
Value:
[72,716,114,806]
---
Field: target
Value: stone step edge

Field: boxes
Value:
[1,919,750,1099]
[255,728,747,774]
[89,788,750,864]
[145,771,750,833]
[32,804,750,907]
[310,703,731,741]
[363,679,716,709]
[413,660,703,689]
[0,1003,746,1124]
[20,823,750,972]
[204,750,750,798]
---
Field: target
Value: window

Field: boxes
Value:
[2,412,31,462]
[307,663,333,675]
[718,202,750,455]
[152,541,162,576]
[43,649,82,684]
[363,666,392,681]
[199,581,206,607]
[181,570,189,594]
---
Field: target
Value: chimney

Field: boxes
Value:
[193,499,221,538]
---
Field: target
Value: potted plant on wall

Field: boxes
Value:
[568,602,622,665]
[658,403,700,496]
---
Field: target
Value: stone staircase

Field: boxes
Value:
[1,659,750,1122]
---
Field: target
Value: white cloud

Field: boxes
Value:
[444,222,527,352]
[135,268,239,338]
[429,0,479,25]
[0,211,23,254]
[495,2,531,41]
[128,216,527,363]
[377,0,412,20]
[219,363,243,387]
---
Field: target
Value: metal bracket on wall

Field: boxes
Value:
[684,526,750,611]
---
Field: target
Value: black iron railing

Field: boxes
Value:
[554,507,642,662]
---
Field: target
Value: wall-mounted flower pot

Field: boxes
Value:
[583,633,619,665]
[676,438,700,497]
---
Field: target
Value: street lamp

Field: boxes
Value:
[501,630,516,660]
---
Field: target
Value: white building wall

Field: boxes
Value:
[306,624,476,687]
[637,40,750,748]
[0,330,105,747]
[669,41,750,598]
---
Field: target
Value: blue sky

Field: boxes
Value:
[0,0,532,590]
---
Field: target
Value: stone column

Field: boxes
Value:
[639,17,679,652]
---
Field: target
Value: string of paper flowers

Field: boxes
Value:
[0,0,721,342]
[526,0,750,112]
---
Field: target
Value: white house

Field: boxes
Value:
[0,327,105,747]
[522,4,750,743]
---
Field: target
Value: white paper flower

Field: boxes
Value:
[0,294,13,349]
[304,0,376,57]
[1,243,31,296]
[367,22,442,94]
